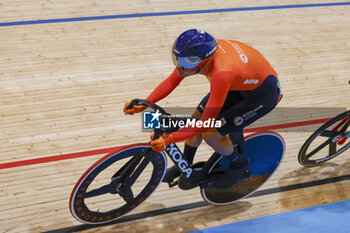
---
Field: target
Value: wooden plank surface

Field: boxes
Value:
[0,1,349,232]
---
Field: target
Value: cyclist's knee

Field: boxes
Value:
[203,131,233,155]
[203,128,228,148]
[202,128,219,145]
[185,134,202,147]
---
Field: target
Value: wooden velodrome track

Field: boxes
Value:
[0,0,349,232]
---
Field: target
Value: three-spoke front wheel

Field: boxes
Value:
[298,110,350,167]
[69,144,167,224]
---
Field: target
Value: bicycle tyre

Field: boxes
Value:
[69,143,167,224]
[298,110,350,167]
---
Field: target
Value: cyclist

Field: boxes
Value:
[124,29,282,188]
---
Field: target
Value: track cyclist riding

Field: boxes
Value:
[69,29,285,224]
[124,29,282,189]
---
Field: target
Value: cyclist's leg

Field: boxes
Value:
[185,109,203,149]
[163,90,233,183]
[162,107,204,182]
[189,91,243,158]
[198,90,246,160]
[206,130,248,188]
[211,75,280,188]
[216,75,280,141]
[200,90,245,155]
[202,128,233,155]
[163,135,201,182]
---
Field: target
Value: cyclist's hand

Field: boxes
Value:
[123,102,147,115]
[150,134,174,152]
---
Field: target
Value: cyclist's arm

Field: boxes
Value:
[170,71,231,142]
[146,69,184,103]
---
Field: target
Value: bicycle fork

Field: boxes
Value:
[84,149,151,203]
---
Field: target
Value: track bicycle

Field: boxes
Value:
[70,99,285,224]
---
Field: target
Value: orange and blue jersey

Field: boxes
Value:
[146,40,280,142]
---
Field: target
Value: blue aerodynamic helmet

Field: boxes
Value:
[172,29,218,71]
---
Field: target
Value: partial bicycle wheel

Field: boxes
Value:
[298,110,350,167]
[70,143,167,224]
[200,131,285,205]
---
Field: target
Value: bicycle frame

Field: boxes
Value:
[125,99,211,187]
[107,142,203,196]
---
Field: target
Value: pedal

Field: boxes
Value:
[198,174,221,188]
[178,175,198,190]
[178,168,209,190]
[168,180,179,188]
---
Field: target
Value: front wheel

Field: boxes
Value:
[298,110,350,167]
[69,143,167,224]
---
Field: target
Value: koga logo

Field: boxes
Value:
[205,45,218,57]
[244,79,259,85]
[165,143,192,178]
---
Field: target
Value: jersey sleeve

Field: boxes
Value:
[170,71,231,142]
[146,69,184,103]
